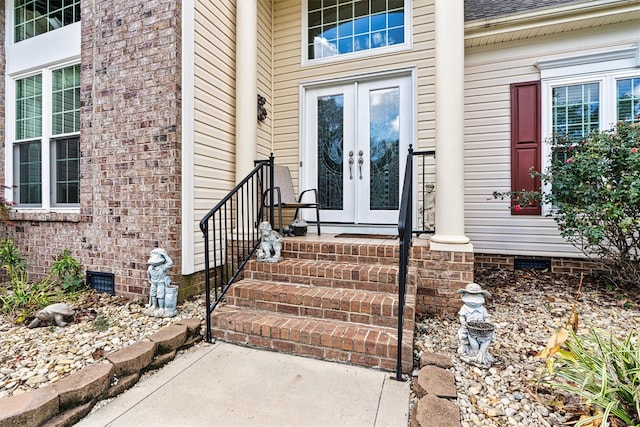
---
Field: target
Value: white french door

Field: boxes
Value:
[302,75,412,225]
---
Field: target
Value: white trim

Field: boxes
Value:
[540,67,640,215]
[536,46,640,79]
[300,0,413,67]
[299,68,417,228]
[181,1,195,275]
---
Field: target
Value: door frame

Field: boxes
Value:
[299,68,417,229]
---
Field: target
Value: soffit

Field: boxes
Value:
[465,0,640,48]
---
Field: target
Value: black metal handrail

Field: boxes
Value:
[396,146,436,380]
[199,155,274,342]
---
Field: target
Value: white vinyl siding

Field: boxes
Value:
[190,1,273,271]
[192,1,237,269]
[464,21,639,257]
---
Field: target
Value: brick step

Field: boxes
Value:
[210,305,413,372]
[281,239,399,266]
[226,280,414,330]
[245,258,401,293]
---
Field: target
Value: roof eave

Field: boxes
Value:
[465,0,640,47]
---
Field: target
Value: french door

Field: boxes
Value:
[302,75,412,225]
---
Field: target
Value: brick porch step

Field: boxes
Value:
[226,280,414,330]
[281,239,400,265]
[244,259,400,293]
[210,306,413,372]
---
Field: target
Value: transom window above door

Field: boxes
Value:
[305,0,408,62]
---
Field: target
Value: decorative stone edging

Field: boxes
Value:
[0,318,202,427]
[410,352,461,427]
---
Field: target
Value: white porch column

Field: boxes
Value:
[430,0,472,252]
[235,0,258,183]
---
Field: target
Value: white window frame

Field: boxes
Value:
[301,0,413,67]
[538,47,640,215]
[4,0,81,212]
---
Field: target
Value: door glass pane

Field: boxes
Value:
[369,87,400,210]
[317,94,344,210]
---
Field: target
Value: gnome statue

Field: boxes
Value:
[146,248,177,317]
[457,283,496,368]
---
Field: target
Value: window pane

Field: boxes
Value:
[54,136,80,205]
[617,77,640,123]
[17,141,42,205]
[308,0,405,60]
[16,74,42,140]
[552,83,600,143]
[52,65,81,135]
[14,0,81,42]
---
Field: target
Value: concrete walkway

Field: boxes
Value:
[75,341,410,427]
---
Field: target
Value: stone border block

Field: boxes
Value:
[148,324,187,354]
[415,365,457,399]
[53,363,114,410]
[0,386,59,427]
[107,341,158,377]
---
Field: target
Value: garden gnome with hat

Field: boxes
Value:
[457,282,496,368]
[146,248,173,317]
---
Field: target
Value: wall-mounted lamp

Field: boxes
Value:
[258,94,268,122]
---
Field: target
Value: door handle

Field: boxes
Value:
[358,150,364,180]
[348,151,354,180]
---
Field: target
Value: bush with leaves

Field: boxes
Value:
[51,248,84,293]
[495,120,640,286]
[0,237,56,323]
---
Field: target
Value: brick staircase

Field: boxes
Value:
[209,237,416,373]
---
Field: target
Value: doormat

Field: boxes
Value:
[335,233,398,240]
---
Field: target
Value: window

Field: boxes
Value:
[305,0,408,62]
[13,64,81,207]
[14,0,81,43]
[617,77,640,123]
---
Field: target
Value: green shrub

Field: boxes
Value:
[495,120,640,286]
[0,237,58,323]
[51,249,84,293]
[540,327,640,426]
[0,237,26,279]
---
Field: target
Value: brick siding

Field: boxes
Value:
[2,0,185,300]
[410,239,474,316]
[474,253,601,276]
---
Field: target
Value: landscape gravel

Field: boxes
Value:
[1,267,639,426]
[412,267,640,426]
[0,291,205,399]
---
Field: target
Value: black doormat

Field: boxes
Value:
[334,233,398,239]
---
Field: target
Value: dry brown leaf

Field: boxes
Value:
[567,312,579,332]
[535,327,569,359]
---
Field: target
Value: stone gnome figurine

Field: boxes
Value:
[457,282,496,368]
[146,248,177,317]
[256,221,283,263]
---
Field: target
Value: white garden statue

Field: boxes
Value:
[146,248,178,317]
[256,221,283,263]
[457,282,496,368]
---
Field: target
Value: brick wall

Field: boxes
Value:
[410,239,474,316]
[4,0,184,300]
[474,253,600,276]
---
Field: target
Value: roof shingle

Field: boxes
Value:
[464,0,591,21]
